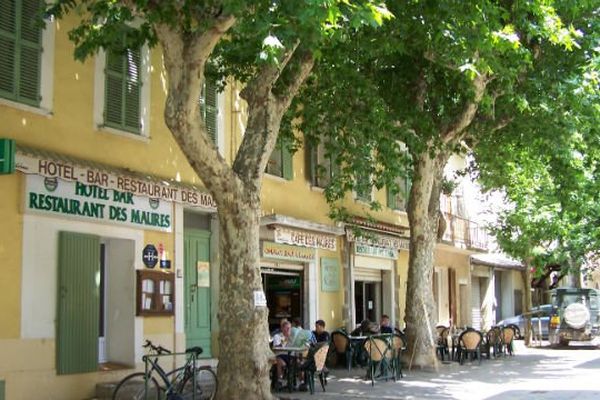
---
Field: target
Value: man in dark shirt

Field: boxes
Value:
[312,319,330,342]
[380,314,393,334]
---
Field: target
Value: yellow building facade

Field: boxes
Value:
[0,6,512,400]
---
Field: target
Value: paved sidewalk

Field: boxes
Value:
[276,341,600,400]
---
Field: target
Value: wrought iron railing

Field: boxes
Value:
[441,212,489,250]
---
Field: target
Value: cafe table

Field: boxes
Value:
[272,346,307,392]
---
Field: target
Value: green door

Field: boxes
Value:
[184,229,212,356]
[57,231,100,375]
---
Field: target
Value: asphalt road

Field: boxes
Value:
[277,341,600,400]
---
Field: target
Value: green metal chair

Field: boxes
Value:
[300,342,329,395]
[331,330,353,370]
[364,334,394,386]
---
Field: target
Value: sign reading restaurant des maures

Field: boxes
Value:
[26,174,173,232]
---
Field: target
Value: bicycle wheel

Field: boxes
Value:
[180,366,218,400]
[112,372,161,400]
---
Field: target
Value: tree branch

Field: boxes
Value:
[440,73,488,144]
[233,44,314,190]
[155,17,238,204]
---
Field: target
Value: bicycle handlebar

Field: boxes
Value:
[143,339,171,355]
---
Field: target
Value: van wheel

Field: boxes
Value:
[559,339,570,347]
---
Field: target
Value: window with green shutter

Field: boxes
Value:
[267,136,293,180]
[355,171,372,202]
[0,0,43,106]
[104,46,141,134]
[200,80,218,143]
[387,174,411,211]
[308,140,338,188]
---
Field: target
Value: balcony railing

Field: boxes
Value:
[441,212,489,250]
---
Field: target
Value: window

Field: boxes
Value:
[355,170,372,202]
[200,80,218,143]
[387,174,411,211]
[0,0,43,107]
[307,140,338,188]
[266,136,293,180]
[104,46,142,134]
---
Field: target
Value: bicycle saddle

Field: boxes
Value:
[186,346,204,356]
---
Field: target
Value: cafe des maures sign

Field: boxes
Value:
[274,227,337,251]
[26,174,173,232]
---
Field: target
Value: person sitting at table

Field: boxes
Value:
[272,319,293,387]
[351,319,380,336]
[380,315,393,334]
[312,319,330,343]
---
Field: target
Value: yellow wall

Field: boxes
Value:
[1,16,202,188]
[0,174,22,339]
[317,248,345,331]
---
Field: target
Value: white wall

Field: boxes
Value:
[106,238,136,366]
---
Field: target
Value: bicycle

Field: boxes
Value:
[112,340,218,400]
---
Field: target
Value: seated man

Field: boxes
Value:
[380,314,393,334]
[312,319,330,343]
[273,320,293,388]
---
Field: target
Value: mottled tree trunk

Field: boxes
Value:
[404,149,448,369]
[566,257,581,288]
[216,193,275,400]
[521,263,533,346]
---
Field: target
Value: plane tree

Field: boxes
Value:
[48,0,390,399]
[290,0,594,367]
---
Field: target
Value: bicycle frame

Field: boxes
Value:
[142,350,200,399]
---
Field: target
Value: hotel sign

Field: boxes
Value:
[26,174,173,232]
[274,227,337,251]
[347,230,409,251]
[16,152,217,210]
[355,243,398,259]
[262,241,316,262]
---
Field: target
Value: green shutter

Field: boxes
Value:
[306,141,317,185]
[387,186,396,210]
[201,80,218,143]
[0,379,4,400]
[0,0,42,106]
[104,46,141,134]
[57,232,100,375]
[282,144,293,180]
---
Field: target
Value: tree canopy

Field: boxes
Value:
[290,0,597,364]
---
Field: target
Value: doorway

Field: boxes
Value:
[184,229,212,356]
[262,269,304,332]
[354,280,381,324]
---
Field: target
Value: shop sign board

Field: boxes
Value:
[143,245,159,268]
[262,241,316,262]
[16,151,217,210]
[25,174,173,232]
[196,261,210,287]
[355,243,398,259]
[321,257,340,292]
[274,227,336,251]
[347,229,409,251]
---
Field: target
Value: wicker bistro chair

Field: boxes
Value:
[330,330,353,370]
[363,334,395,386]
[481,326,503,359]
[501,326,515,356]
[391,333,406,379]
[457,330,483,365]
[435,326,450,361]
[299,342,330,395]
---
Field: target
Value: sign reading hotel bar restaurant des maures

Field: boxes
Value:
[17,151,217,232]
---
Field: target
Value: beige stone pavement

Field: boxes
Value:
[276,341,600,400]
